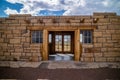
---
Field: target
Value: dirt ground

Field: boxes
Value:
[0,67,120,80]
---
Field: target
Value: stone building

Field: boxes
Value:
[0,12,120,62]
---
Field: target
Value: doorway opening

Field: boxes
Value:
[48,31,74,61]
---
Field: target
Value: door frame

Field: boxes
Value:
[48,31,74,54]
[43,29,80,61]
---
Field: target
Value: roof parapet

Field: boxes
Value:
[93,12,116,16]
[9,14,31,17]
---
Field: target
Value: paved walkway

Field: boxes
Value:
[0,61,120,69]
[0,61,120,80]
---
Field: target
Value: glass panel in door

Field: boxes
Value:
[55,35,62,52]
[64,35,71,52]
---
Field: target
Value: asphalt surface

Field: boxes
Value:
[0,67,120,80]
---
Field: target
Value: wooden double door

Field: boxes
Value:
[49,31,74,54]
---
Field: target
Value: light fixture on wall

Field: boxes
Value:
[93,18,99,23]
[38,19,43,24]
[80,18,84,23]
[52,19,57,23]
[24,19,31,24]
[0,21,2,24]
[66,20,70,23]
[104,15,108,18]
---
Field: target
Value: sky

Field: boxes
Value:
[0,0,120,17]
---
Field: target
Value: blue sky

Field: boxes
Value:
[0,0,120,17]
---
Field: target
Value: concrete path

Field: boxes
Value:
[0,61,120,80]
[0,61,120,69]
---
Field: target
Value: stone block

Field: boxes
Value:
[98,26,107,29]
[95,57,106,62]
[45,23,58,26]
[24,49,31,53]
[31,19,38,23]
[4,30,12,34]
[31,56,39,62]
[7,26,16,30]
[116,57,120,61]
[15,48,23,52]
[32,53,41,56]
[21,37,26,42]
[14,44,22,48]
[6,56,14,61]
[12,20,19,24]
[106,30,115,33]
[70,23,80,26]
[26,37,30,42]
[59,23,70,26]
[10,39,20,44]
[82,53,94,57]
[107,57,115,62]
[82,44,93,48]
[108,25,120,30]
[70,20,80,23]
[93,48,101,53]
[112,34,120,39]
[4,52,10,56]
[13,30,21,34]
[101,48,107,52]
[115,30,120,33]
[104,52,120,57]
[0,52,4,56]
[16,26,26,30]
[1,43,7,47]
[84,19,92,23]
[108,48,120,52]
[97,38,106,43]
[98,19,109,23]
[0,38,3,42]
[2,34,6,38]
[80,23,91,25]
[11,53,21,56]
[7,34,13,38]
[94,53,103,57]
[83,57,94,62]
[110,18,118,22]
[43,19,52,23]
[31,49,40,53]
[107,39,118,43]
[103,43,113,47]
[23,43,30,48]
[0,61,10,67]
[102,33,111,38]
[94,43,102,47]
[83,48,94,53]
[0,56,6,60]
[26,53,32,56]
[94,32,102,37]
[93,38,97,43]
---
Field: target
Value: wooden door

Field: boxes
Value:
[49,31,74,54]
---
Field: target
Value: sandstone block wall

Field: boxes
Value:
[0,15,42,61]
[81,13,120,62]
[0,12,120,62]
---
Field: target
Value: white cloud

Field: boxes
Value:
[5,0,120,15]
[102,0,109,7]
[4,7,18,15]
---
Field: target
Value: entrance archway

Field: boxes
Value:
[48,31,74,61]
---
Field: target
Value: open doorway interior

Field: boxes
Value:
[48,31,74,61]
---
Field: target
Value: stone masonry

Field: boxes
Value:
[0,12,120,62]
